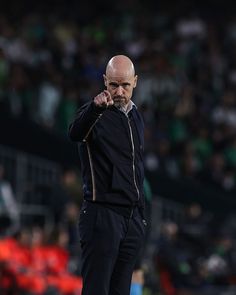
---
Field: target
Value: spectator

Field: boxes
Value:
[0,164,20,236]
[179,203,213,254]
[61,202,80,256]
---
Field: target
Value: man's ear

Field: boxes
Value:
[133,75,138,88]
[103,74,107,87]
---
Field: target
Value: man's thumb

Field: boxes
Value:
[107,99,114,106]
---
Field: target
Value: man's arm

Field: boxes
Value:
[68,101,103,142]
[68,90,113,142]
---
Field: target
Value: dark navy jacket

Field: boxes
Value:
[69,101,145,209]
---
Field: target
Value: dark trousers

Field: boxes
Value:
[78,201,146,295]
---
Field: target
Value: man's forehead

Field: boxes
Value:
[106,74,135,82]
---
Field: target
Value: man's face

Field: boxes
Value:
[104,74,138,108]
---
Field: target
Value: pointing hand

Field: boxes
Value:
[94,90,114,108]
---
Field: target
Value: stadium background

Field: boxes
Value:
[1,0,236,294]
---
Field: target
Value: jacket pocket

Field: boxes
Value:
[111,164,134,193]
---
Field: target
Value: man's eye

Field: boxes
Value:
[110,84,118,88]
[109,83,130,89]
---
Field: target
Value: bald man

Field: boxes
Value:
[69,55,146,295]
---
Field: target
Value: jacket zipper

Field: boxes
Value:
[83,114,103,141]
[83,114,103,201]
[127,117,140,201]
[86,142,96,201]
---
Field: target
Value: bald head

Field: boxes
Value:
[103,55,138,108]
[106,55,135,78]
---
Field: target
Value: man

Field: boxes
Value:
[69,55,146,295]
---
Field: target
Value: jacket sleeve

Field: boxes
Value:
[68,101,105,142]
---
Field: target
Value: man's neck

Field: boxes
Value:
[118,100,133,114]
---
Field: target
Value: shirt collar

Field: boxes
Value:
[117,100,137,115]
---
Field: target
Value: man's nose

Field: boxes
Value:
[116,86,123,95]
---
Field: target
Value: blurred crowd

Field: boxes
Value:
[153,203,236,295]
[0,226,82,295]
[0,162,83,294]
[1,3,236,193]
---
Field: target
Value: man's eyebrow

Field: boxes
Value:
[109,82,131,86]
[109,82,119,86]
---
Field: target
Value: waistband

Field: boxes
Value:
[85,200,142,219]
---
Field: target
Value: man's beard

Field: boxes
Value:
[113,96,127,108]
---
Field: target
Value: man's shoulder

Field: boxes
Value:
[132,107,144,122]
